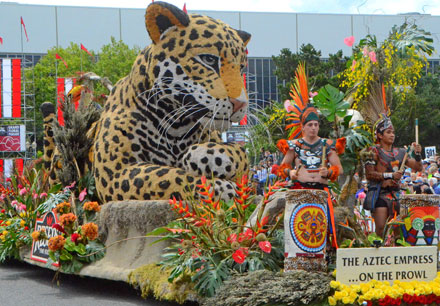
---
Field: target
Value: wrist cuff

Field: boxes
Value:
[278,163,292,179]
[328,165,340,182]
[383,172,393,179]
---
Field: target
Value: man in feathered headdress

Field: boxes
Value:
[364,86,422,238]
[277,64,344,188]
[276,64,344,249]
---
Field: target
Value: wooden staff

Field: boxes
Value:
[321,144,327,168]
[399,145,413,172]
[415,118,419,144]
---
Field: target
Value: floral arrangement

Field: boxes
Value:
[148,175,287,297]
[0,209,31,261]
[340,23,432,107]
[329,272,440,305]
[32,200,105,274]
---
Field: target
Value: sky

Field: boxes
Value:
[2,0,440,15]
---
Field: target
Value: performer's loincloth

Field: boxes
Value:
[290,181,327,190]
[375,186,401,215]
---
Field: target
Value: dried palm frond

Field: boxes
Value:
[52,82,103,185]
[357,82,390,127]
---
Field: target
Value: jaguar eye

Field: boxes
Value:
[196,54,220,73]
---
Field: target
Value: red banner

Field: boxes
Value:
[12,59,21,118]
[15,158,23,176]
[0,61,2,119]
[57,78,77,126]
[57,78,65,126]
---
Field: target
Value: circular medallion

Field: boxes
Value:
[289,203,327,253]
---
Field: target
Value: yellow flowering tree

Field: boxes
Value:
[340,22,433,113]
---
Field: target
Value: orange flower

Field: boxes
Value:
[55,202,71,215]
[59,213,77,227]
[276,139,289,155]
[81,222,98,241]
[31,228,47,241]
[335,137,346,155]
[83,201,101,212]
[48,235,66,251]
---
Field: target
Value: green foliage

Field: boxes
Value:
[48,238,105,274]
[390,22,434,56]
[150,177,286,298]
[94,37,140,85]
[0,216,31,262]
[392,72,440,148]
[27,38,139,145]
[36,186,71,215]
[272,44,349,101]
[314,85,349,122]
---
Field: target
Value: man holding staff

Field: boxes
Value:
[277,64,344,248]
[278,108,343,189]
[365,114,422,237]
[277,64,344,188]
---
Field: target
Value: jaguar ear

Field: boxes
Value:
[145,1,190,44]
[236,30,251,46]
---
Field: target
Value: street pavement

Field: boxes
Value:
[0,260,197,306]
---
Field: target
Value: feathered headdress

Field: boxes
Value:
[284,63,318,139]
[368,84,392,142]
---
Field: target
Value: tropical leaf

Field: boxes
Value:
[390,22,434,56]
[192,259,230,297]
[314,84,349,122]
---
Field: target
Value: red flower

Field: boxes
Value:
[24,226,29,230]
[52,223,66,234]
[227,233,237,243]
[1,209,5,213]
[258,241,272,253]
[70,233,80,243]
[232,247,248,264]
[238,228,254,242]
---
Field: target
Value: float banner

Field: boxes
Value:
[30,210,62,267]
[336,246,437,285]
[0,58,22,118]
[0,125,26,152]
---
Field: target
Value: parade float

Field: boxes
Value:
[0,2,439,306]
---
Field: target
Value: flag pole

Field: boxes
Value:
[20,19,24,60]
[55,59,58,104]
[80,51,83,73]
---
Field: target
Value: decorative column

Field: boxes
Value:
[284,189,328,272]
[400,194,440,246]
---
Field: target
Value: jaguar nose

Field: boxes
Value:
[229,98,247,113]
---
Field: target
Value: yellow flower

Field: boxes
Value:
[342,296,355,304]
[330,280,340,289]
[19,212,26,218]
[5,220,11,226]
[334,291,343,300]
[328,296,337,306]
[20,220,25,227]
[2,230,8,235]
[332,269,337,277]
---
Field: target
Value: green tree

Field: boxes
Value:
[94,37,140,85]
[27,38,139,146]
[393,72,440,149]
[272,44,348,101]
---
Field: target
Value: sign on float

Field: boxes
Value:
[336,246,437,285]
